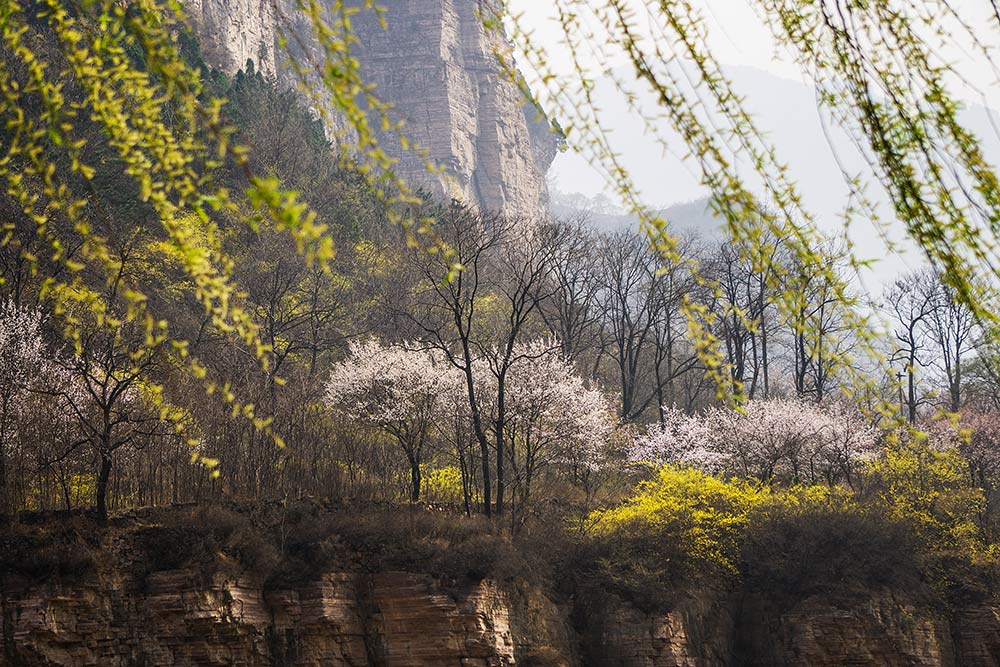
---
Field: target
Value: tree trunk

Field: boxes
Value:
[0,394,10,514]
[952,351,962,412]
[458,337,492,516]
[409,457,421,502]
[458,444,472,516]
[494,365,510,517]
[908,365,917,424]
[495,417,505,517]
[95,452,113,522]
[0,449,5,516]
[761,307,770,399]
[665,327,676,410]
[60,467,71,511]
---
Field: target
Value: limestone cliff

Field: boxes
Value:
[8,565,1000,666]
[184,0,276,78]
[2,568,574,666]
[184,0,559,220]
[578,591,1000,667]
[5,509,1000,667]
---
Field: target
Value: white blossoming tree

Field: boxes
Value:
[632,399,878,487]
[628,406,723,473]
[0,301,92,512]
[925,410,1000,505]
[52,316,170,521]
[326,338,461,501]
[817,402,881,488]
[0,301,47,510]
[494,340,612,514]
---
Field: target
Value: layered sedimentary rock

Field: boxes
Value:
[739,594,955,667]
[183,0,558,220]
[2,568,574,666]
[581,593,736,667]
[7,562,1000,667]
[576,590,1000,667]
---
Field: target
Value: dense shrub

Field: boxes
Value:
[741,489,922,599]
[273,505,541,586]
[580,467,766,606]
[865,442,987,556]
[133,505,281,576]
[7,458,998,616]
[0,515,97,581]
[422,466,466,505]
[578,458,1000,609]
[864,442,1000,601]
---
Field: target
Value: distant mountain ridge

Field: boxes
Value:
[549,64,1000,282]
[549,191,724,238]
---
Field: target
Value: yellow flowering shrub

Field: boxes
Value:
[584,467,769,596]
[423,466,465,505]
[866,442,988,558]
[583,461,997,606]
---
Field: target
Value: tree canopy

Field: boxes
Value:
[4,0,1000,507]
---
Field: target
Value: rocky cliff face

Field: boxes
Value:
[2,567,574,666]
[577,591,1000,667]
[184,0,558,220]
[184,0,276,79]
[6,560,1000,666]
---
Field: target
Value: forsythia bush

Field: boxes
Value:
[584,458,998,606]
[585,467,768,586]
[422,466,465,505]
[866,442,987,558]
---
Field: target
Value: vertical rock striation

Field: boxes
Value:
[573,589,1000,667]
[183,0,559,220]
[184,0,276,78]
[580,593,736,667]
[349,0,558,220]
[737,594,956,667]
[3,510,1000,667]
[2,568,575,666]
[9,568,1000,666]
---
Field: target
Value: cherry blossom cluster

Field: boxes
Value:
[496,339,613,470]
[924,410,1000,485]
[325,337,614,469]
[0,300,46,391]
[631,399,880,485]
[0,300,80,465]
[325,338,461,429]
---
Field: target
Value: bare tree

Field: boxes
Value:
[401,203,556,516]
[650,240,702,419]
[538,218,602,361]
[477,229,559,515]
[707,240,773,399]
[54,319,168,521]
[924,276,977,412]
[885,271,938,423]
[785,245,855,402]
[596,231,663,421]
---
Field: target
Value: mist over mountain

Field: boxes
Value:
[549,191,723,239]
[549,64,1000,288]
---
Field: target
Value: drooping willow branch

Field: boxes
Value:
[502,0,1000,420]
[7,0,1000,457]
[0,0,454,467]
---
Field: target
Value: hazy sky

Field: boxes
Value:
[509,1,1000,285]
[510,0,1000,200]
[511,1,1000,101]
